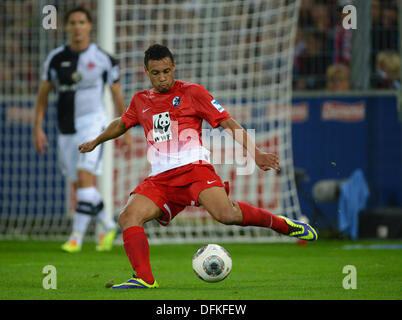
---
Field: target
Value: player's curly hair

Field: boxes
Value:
[144,44,175,69]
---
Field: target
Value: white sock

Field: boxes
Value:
[68,186,116,244]
[97,207,116,233]
[84,187,116,233]
[78,186,116,234]
[69,213,91,246]
[68,187,97,246]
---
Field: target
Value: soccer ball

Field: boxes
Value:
[192,244,232,282]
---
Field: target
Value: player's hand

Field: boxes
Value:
[255,150,280,171]
[34,127,48,155]
[78,140,97,153]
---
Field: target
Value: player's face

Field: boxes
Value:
[145,57,176,93]
[65,12,92,45]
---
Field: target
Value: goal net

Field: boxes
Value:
[0,0,98,240]
[114,0,302,243]
[0,0,301,243]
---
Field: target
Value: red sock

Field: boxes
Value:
[122,226,154,285]
[237,201,289,235]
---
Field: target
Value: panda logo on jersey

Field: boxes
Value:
[154,112,170,133]
[153,112,172,142]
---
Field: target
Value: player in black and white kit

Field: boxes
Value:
[33,7,131,252]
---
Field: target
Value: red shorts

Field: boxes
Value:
[131,163,228,226]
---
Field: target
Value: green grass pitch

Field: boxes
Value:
[0,239,401,300]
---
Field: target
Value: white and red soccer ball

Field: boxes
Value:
[192,244,232,282]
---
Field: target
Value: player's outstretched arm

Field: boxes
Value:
[219,117,280,171]
[33,80,53,155]
[110,82,132,151]
[78,117,127,153]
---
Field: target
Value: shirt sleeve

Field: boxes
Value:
[121,94,139,129]
[41,50,58,83]
[191,84,231,128]
[106,54,120,86]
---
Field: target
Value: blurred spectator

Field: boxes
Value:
[294,30,331,90]
[0,0,400,95]
[333,2,352,65]
[326,63,350,91]
[0,61,14,95]
[299,0,315,29]
[294,0,399,91]
[378,1,399,52]
[372,51,400,89]
[310,1,331,33]
[371,0,381,26]
[372,0,399,71]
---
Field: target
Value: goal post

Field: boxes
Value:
[97,0,115,234]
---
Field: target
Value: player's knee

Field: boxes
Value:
[117,211,127,229]
[118,206,150,228]
[76,170,95,188]
[214,208,238,225]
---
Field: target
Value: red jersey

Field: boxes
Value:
[122,80,231,175]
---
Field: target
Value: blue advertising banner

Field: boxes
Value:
[1,94,401,237]
[292,94,402,230]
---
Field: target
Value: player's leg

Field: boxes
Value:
[59,128,117,251]
[198,186,243,225]
[62,169,110,252]
[58,134,88,252]
[198,186,287,231]
[198,186,317,241]
[61,182,90,252]
[74,121,117,251]
[76,131,117,251]
[118,193,163,230]
[235,199,318,240]
[75,169,117,251]
[112,193,162,288]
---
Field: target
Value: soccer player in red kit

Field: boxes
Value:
[78,44,318,289]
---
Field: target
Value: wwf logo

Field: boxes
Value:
[154,112,171,134]
[152,112,172,143]
[172,96,181,107]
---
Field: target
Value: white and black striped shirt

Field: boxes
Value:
[42,43,119,134]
